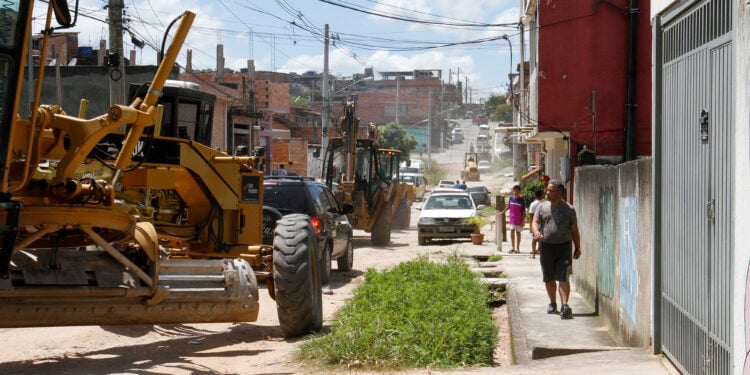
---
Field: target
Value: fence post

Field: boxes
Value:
[495,194,506,251]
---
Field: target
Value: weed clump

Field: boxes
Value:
[298,256,498,369]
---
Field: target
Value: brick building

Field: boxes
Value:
[524,0,652,200]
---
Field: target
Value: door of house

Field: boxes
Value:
[655,2,733,374]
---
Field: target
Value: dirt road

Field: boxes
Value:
[0,210,510,375]
[0,136,515,374]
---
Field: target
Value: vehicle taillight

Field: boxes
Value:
[310,217,322,236]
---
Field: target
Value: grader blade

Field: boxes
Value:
[0,258,259,327]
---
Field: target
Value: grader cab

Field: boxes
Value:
[0,1,322,337]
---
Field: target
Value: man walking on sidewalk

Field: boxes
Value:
[531,180,581,319]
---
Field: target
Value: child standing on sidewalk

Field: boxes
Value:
[502,185,525,253]
[528,189,545,258]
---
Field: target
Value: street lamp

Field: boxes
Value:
[332,76,374,97]
[501,35,513,98]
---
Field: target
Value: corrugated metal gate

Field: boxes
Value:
[655,1,734,374]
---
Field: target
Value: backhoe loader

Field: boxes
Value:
[378,148,413,229]
[0,0,322,337]
[322,102,396,246]
[461,152,480,181]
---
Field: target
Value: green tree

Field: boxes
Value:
[378,122,418,156]
[485,94,512,123]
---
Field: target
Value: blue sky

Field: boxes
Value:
[35,0,521,102]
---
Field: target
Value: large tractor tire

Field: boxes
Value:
[320,242,332,286]
[336,239,354,272]
[392,199,411,229]
[273,214,323,337]
[262,206,283,245]
[370,206,392,247]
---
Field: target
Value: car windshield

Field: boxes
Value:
[425,195,473,210]
[468,187,485,192]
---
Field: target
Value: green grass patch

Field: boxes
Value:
[423,163,447,186]
[487,254,503,262]
[479,204,496,217]
[298,256,498,370]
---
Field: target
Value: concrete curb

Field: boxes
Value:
[507,286,531,365]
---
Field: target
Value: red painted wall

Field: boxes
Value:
[538,0,651,157]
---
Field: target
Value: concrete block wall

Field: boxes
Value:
[255,80,290,113]
[291,127,319,144]
[287,139,308,176]
[270,138,307,176]
[573,157,653,347]
[21,65,169,118]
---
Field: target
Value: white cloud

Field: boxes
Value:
[43,0,510,101]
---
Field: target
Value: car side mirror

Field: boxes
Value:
[476,205,487,210]
[416,205,422,210]
[342,204,354,215]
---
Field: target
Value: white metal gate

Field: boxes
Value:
[654,1,733,374]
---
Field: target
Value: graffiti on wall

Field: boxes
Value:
[598,188,615,298]
[618,196,638,324]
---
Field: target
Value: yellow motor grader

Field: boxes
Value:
[0,1,322,337]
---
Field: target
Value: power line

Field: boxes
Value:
[318,0,517,28]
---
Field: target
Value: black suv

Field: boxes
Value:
[263,177,354,284]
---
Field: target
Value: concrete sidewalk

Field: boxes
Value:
[490,249,677,374]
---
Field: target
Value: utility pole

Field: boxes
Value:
[456,68,462,105]
[321,24,330,150]
[395,77,400,124]
[514,0,529,179]
[427,88,433,169]
[440,80,445,119]
[439,82,445,150]
[108,0,126,105]
[465,77,469,104]
[247,59,256,151]
[519,20,526,127]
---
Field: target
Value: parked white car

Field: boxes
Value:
[437,179,457,189]
[417,190,486,245]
